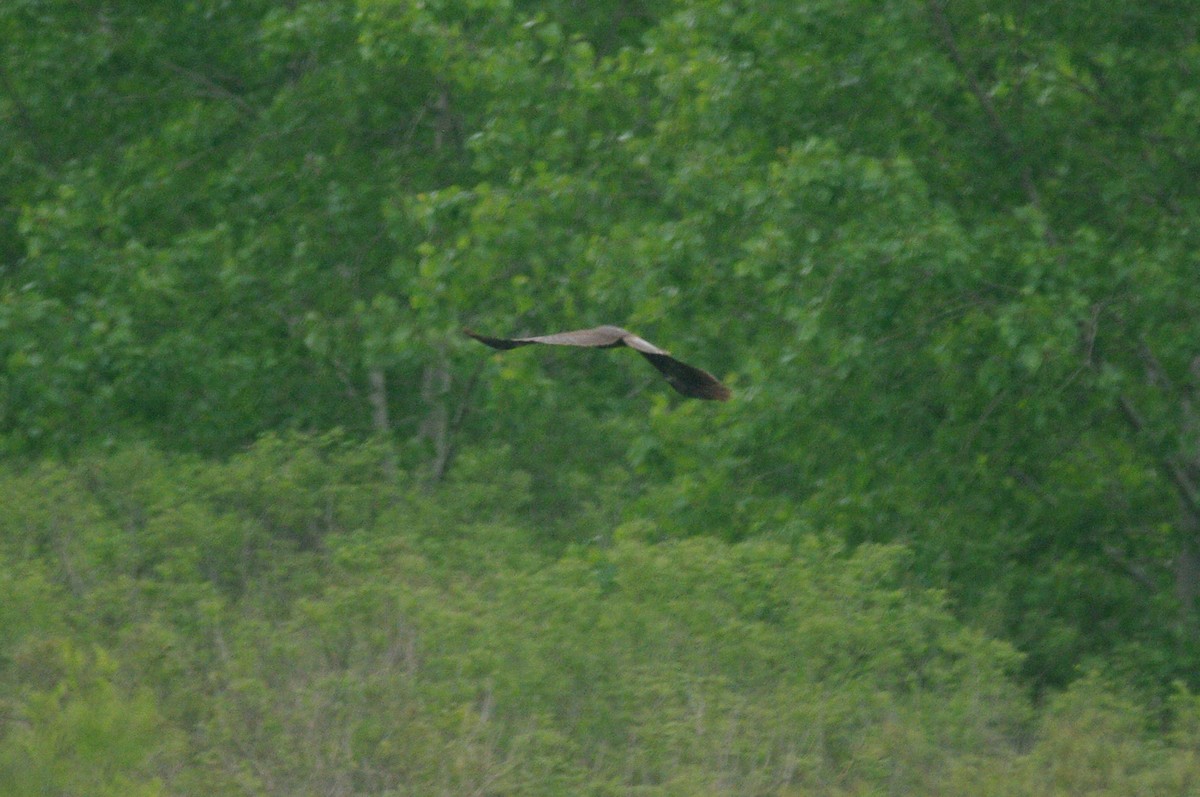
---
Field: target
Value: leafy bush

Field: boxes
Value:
[2,438,1195,794]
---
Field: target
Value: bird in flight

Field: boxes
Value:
[464,325,731,401]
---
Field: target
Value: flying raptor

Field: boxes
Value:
[464,325,731,401]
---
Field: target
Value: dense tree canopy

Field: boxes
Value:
[2,0,1200,793]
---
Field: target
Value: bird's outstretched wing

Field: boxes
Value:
[465,325,630,349]
[464,325,731,401]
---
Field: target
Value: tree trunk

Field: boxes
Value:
[420,353,451,486]
[367,367,398,480]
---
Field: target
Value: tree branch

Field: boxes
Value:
[160,58,256,117]
[1102,544,1159,592]
[1117,393,1200,521]
[927,0,1057,246]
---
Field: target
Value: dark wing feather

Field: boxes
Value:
[637,351,732,401]
[463,325,731,401]
[462,329,538,350]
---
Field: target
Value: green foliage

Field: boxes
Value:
[3,0,1200,789]
[0,438,1197,794]
[942,673,1200,796]
[0,638,177,797]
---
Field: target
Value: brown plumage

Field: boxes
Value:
[464,325,731,401]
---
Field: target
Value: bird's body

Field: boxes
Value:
[464,325,731,401]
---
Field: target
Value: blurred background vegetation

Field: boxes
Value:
[2,0,1200,793]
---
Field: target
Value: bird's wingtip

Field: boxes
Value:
[701,382,732,401]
